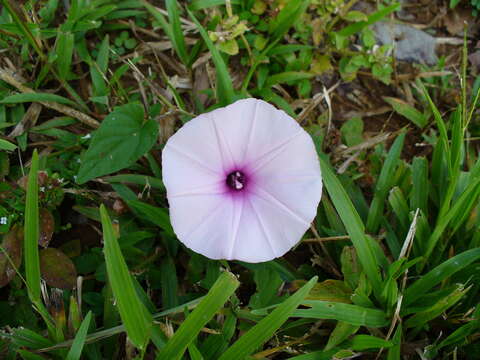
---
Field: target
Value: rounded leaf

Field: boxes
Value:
[0,226,23,287]
[40,248,77,289]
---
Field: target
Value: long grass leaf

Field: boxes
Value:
[187,9,234,105]
[24,149,40,303]
[218,276,317,360]
[319,157,382,292]
[65,311,92,360]
[166,0,188,65]
[100,204,152,350]
[366,133,405,233]
[1,93,77,106]
[268,0,310,40]
[157,271,239,360]
[404,248,480,306]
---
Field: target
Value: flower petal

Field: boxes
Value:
[162,98,323,263]
[162,114,224,195]
[251,130,322,225]
[168,193,232,259]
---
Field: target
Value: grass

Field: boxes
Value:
[0,0,480,359]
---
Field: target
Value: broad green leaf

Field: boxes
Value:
[24,150,40,303]
[100,204,152,349]
[157,272,239,360]
[218,276,317,360]
[383,97,428,128]
[77,104,158,183]
[65,311,92,360]
[1,93,76,106]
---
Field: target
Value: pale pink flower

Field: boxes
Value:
[162,99,322,263]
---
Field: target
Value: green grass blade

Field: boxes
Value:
[265,71,314,87]
[1,93,77,106]
[24,149,40,303]
[383,97,428,128]
[1,0,46,61]
[366,133,405,233]
[166,0,188,65]
[410,157,429,214]
[100,204,152,350]
[55,30,74,80]
[189,0,241,11]
[268,0,310,40]
[423,178,480,263]
[337,3,400,37]
[421,82,450,170]
[187,9,235,105]
[291,301,388,327]
[319,157,382,292]
[126,200,174,236]
[65,311,92,360]
[157,271,239,360]
[403,248,480,306]
[0,138,17,151]
[404,284,468,328]
[387,324,402,360]
[218,276,317,360]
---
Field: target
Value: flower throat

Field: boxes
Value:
[226,171,246,191]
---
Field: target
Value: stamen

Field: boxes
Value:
[226,171,246,191]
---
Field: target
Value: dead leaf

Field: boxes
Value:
[0,226,23,287]
[39,208,55,248]
[40,248,77,290]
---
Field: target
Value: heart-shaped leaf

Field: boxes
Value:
[40,248,77,289]
[76,104,158,184]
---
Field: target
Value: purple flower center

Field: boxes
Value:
[226,170,246,191]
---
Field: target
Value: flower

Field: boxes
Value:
[162,98,322,263]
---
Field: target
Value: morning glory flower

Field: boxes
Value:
[162,98,322,263]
